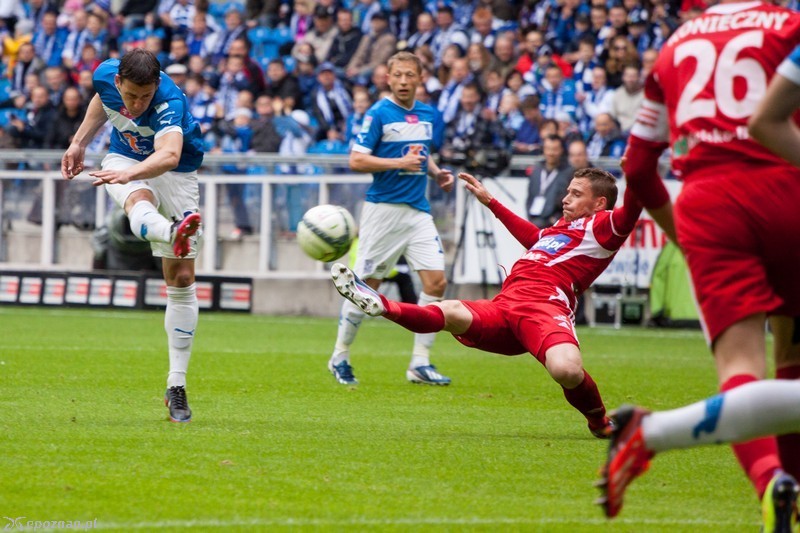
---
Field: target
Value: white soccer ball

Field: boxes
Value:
[297,204,356,262]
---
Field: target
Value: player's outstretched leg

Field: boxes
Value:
[596,405,654,518]
[331,263,385,317]
[165,385,192,423]
[762,471,800,533]
[171,212,202,258]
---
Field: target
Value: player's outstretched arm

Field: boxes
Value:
[89,131,183,186]
[62,93,107,180]
[749,73,800,168]
[459,172,540,248]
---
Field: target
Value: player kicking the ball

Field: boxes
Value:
[62,49,204,423]
[332,170,642,438]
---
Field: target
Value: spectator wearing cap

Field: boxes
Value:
[165,63,189,89]
[345,10,397,84]
[430,5,468,67]
[31,11,66,67]
[576,66,613,136]
[326,8,362,71]
[293,5,339,64]
[311,61,353,142]
[265,57,302,110]
[609,64,643,134]
[186,11,220,59]
[406,11,436,52]
[212,7,246,63]
[539,63,578,122]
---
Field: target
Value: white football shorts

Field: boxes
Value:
[355,202,445,279]
[102,152,201,259]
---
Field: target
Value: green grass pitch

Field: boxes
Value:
[0,307,763,531]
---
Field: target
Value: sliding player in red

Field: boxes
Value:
[332,170,642,438]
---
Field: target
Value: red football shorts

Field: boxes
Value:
[675,165,800,343]
[454,285,579,364]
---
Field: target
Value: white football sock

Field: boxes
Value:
[165,284,198,388]
[642,380,800,452]
[410,292,440,368]
[331,300,364,365]
[128,200,172,243]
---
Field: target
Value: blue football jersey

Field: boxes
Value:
[93,59,204,172]
[351,97,444,213]
[778,44,800,86]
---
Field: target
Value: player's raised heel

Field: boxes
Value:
[762,471,800,533]
[171,212,202,258]
[164,386,192,423]
[331,263,385,317]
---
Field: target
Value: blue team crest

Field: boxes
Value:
[401,144,429,158]
[532,235,571,255]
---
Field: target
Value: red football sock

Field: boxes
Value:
[380,295,445,333]
[776,365,800,481]
[561,370,606,427]
[721,374,781,497]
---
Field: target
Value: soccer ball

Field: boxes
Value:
[297,205,356,262]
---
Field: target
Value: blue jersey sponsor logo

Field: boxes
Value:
[401,143,429,158]
[533,235,571,255]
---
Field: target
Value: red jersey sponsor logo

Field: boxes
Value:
[120,107,133,119]
[405,115,419,124]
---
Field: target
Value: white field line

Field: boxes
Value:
[51,515,760,531]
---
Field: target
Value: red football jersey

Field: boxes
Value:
[631,2,800,178]
[487,188,642,306]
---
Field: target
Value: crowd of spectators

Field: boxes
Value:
[3,0,794,233]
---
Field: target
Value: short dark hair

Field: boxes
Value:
[118,49,161,86]
[573,167,618,208]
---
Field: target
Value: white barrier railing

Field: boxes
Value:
[0,170,374,275]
